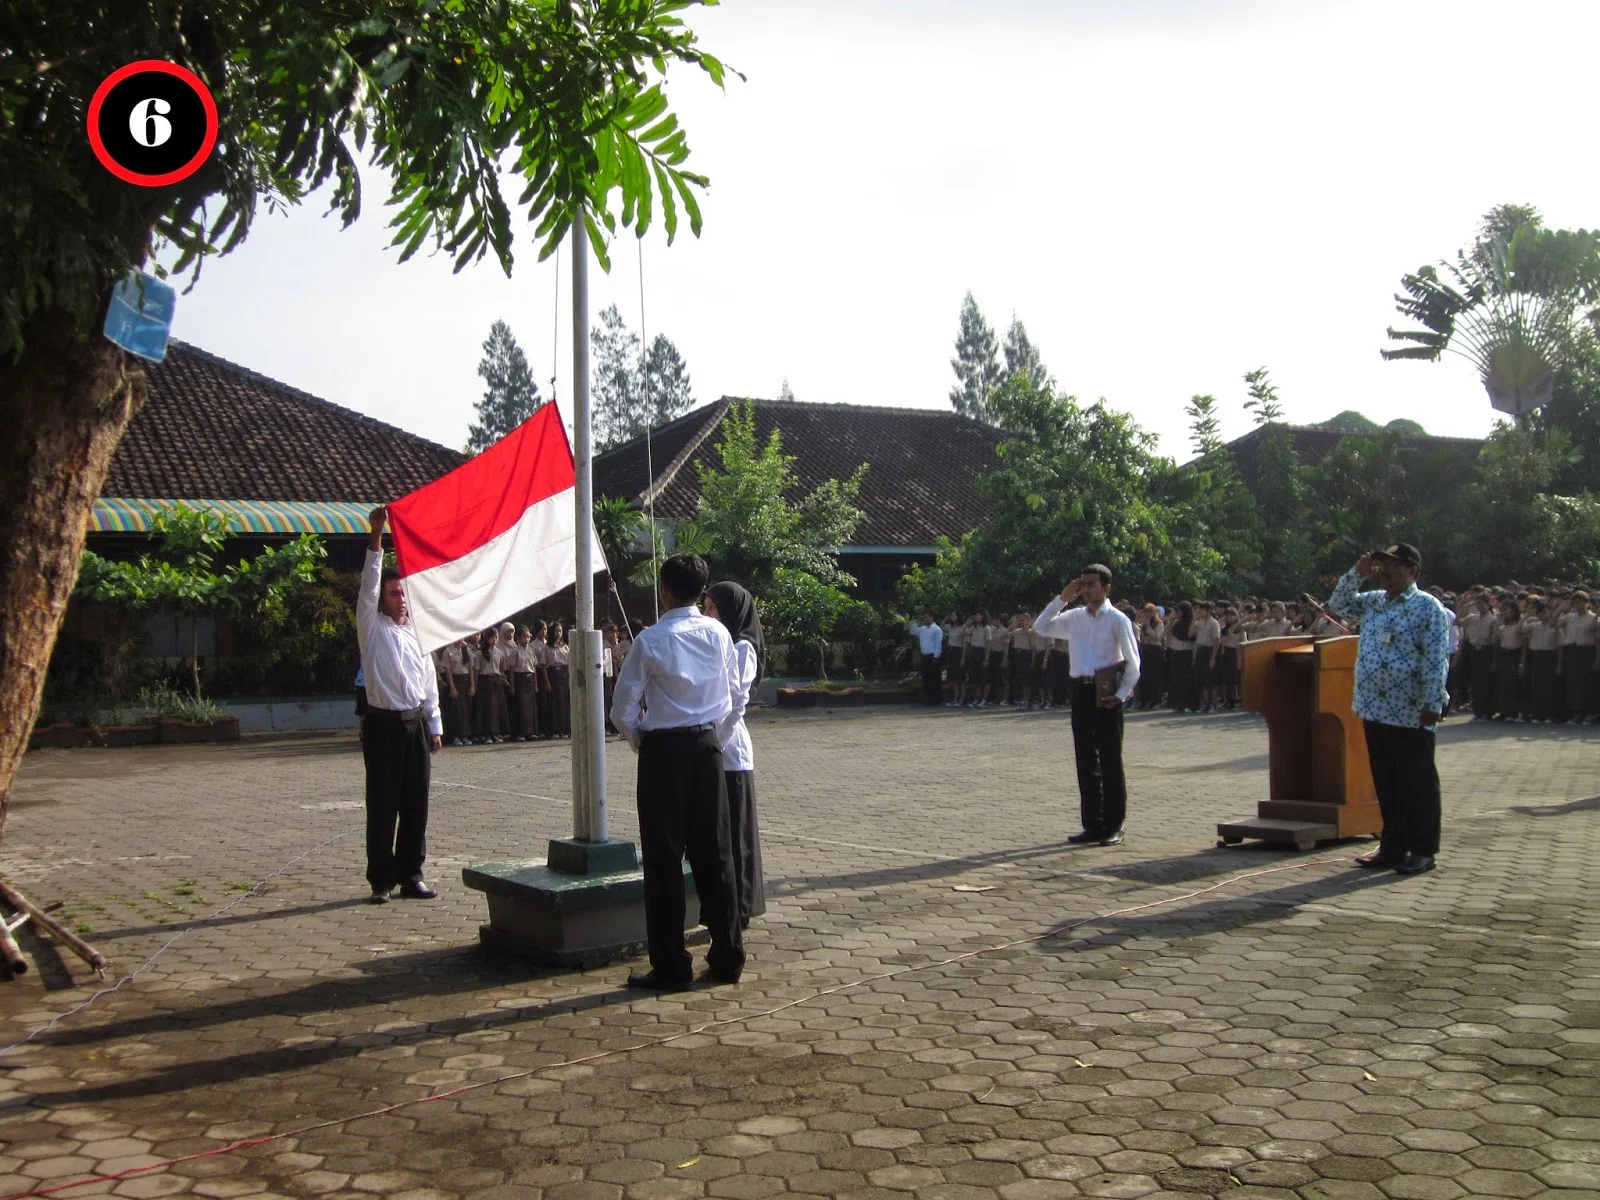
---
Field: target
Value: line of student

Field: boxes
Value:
[1455,588,1598,724]
[431,621,629,745]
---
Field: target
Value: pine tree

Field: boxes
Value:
[949,292,1003,421]
[467,320,542,454]
[1241,368,1315,594]
[1002,316,1050,390]
[641,334,695,429]
[778,378,796,402]
[592,304,643,448]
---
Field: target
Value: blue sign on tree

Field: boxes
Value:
[103,271,176,363]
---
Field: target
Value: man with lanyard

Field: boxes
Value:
[357,507,442,904]
[1327,543,1450,876]
[1034,564,1142,846]
[610,554,746,991]
[909,612,945,705]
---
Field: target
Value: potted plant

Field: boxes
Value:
[140,685,239,744]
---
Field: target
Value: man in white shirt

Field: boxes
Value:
[358,508,443,905]
[1034,564,1142,847]
[910,612,945,705]
[609,554,746,991]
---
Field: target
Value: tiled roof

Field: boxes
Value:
[593,398,1004,548]
[1223,422,1483,496]
[102,341,467,503]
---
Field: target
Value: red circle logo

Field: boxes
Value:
[87,61,218,187]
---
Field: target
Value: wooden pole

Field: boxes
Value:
[0,879,106,972]
[0,913,27,979]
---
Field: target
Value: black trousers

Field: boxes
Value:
[1470,645,1495,714]
[1362,719,1440,858]
[637,727,745,981]
[1069,680,1127,836]
[919,653,941,704]
[512,672,539,738]
[362,708,431,891]
[726,770,766,925]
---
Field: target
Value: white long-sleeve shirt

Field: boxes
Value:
[608,606,740,751]
[910,621,944,656]
[355,550,442,736]
[720,640,759,772]
[1032,596,1142,703]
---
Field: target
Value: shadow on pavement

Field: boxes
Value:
[91,897,372,942]
[1507,794,1600,817]
[1037,866,1402,953]
[765,838,1083,899]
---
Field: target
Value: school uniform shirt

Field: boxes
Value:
[721,640,760,772]
[603,645,616,678]
[1258,618,1293,638]
[355,549,442,735]
[1559,611,1597,646]
[1032,597,1142,703]
[947,625,969,651]
[1526,621,1560,652]
[1220,627,1245,649]
[1497,621,1526,650]
[1193,617,1222,649]
[1446,616,1461,655]
[1327,568,1450,728]
[910,621,945,656]
[506,644,536,672]
[966,625,990,656]
[609,604,741,750]
[1462,612,1498,647]
[550,643,571,668]
[987,625,1009,657]
[1138,623,1166,649]
[440,644,471,675]
[475,645,506,677]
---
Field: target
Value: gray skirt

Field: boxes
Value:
[725,770,766,925]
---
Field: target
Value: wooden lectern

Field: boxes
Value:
[1216,636,1382,850]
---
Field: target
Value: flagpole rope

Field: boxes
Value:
[638,238,658,621]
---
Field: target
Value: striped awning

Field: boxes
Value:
[92,498,377,536]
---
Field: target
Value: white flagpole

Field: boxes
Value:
[570,221,607,843]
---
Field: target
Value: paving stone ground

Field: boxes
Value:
[1,705,1597,1200]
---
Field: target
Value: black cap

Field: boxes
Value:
[1374,543,1422,569]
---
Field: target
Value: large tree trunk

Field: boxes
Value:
[0,309,147,845]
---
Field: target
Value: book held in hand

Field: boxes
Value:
[1095,661,1126,704]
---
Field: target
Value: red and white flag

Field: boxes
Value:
[387,404,606,654]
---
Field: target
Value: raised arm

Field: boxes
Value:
[1327,554,1381,621]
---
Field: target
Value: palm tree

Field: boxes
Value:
[1383,216,1599,420]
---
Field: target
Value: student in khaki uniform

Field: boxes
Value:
[1558,592,1597,723]
[509,626,540,741]
[473,627,511,743]
[943,614,967,707]
[962,612,989,707]
[438,640,474,746]
[985,614,1009,706]
[1461,595,1497,719]
[1258,602,1294,639]
[1494,600,1526,722]
[1218,607,1246,710]
[1008,615,1036,709]
[1523,599,1561,724]
[1192,603,1222,712]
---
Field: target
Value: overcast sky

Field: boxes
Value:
[167,0,1599,463]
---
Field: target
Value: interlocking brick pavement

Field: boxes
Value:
[1,707,1597,1200]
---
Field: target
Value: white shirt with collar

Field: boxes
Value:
[910,621,944,656]
[355,550,442,736]
[1032,595,1143,703]
[721,640,759,772]
[609,605,741,751]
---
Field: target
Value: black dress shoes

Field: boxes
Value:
[696,967,742,986]
[626,970,692,992]
[1353,849,1400,869]
[1395,854,1436,875]
[1067,830,1099,844]
[398,880,437,899]
[1098,831,1125,846]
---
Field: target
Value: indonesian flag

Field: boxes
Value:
[387,404,606,654]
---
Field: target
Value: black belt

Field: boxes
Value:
[368,705,424,720]
[642,723,716,736]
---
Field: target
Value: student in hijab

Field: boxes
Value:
[704,581,767,929]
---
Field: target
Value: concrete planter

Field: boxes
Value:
[158,716,241,744]
[95,724,161,747]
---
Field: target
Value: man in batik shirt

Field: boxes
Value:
[1327,543,1451,876]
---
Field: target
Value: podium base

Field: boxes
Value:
[1216,817,1341,851]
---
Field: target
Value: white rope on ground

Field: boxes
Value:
[2,854,1352,1200]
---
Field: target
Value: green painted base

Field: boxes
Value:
[462,846,699,969]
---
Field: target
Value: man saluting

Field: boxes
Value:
[1327,543,1450,876]
[357,507,442,904]
[1034,564,1141,846]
